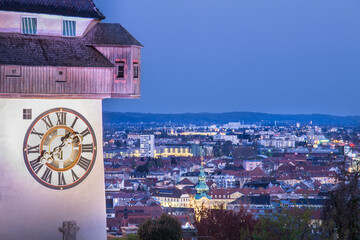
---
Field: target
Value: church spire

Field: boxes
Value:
[195,157,211,200]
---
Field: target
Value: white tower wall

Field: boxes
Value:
[0,99,106,240]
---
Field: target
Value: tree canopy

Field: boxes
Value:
[194,205,256,240]
[138,214,182,240]
[252,208,316,240]
[322,168,360,240]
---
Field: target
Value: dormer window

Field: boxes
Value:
[63,20,76,37]
[22,17,37,35]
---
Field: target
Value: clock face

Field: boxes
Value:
[23,108,97,190]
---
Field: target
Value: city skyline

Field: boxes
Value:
[97,0,360,116]
[2,1,358,239]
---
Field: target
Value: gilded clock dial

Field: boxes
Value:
[23,108,97,190]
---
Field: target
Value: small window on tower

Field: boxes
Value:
[116,62,125,79]
[23,109,32,120]
[133,62,139,79]
[22,17,37,35]
[63,20,76,37]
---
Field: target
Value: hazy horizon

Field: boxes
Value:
[102,110,360,118]
[96,0,360,116]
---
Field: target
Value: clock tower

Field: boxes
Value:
[0,1,142,239]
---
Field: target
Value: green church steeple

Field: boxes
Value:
[195,158,211,200]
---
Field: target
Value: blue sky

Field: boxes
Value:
[96,0,360,116]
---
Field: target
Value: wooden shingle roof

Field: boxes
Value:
[0,0,105,19]
[0,32,113,67]
[0,23,142,67]
[84,23,143,47]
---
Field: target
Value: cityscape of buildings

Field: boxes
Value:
[103,120,360,238]
[0,0,358,239]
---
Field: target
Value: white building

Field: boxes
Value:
[222,122,242,129]
[208,174,236,188]
[243,160,263,171]
[258,135,296,148]
[140,135,155,157]
[213,134,239,144]
[222,122,256,129]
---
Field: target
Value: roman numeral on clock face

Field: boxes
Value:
[71,169,80,182]
[31,128,44,139]
[77,156,91,171]
[56,112,67,126]
[58,172,66,186]
[70,116,78,129]
[81,128,90,138]
[82,144,94,153]
[41,168,53,184]
[27,144,40,154]
[30,159,43,174]
[41,115,54,130]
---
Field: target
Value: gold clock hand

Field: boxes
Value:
[40,151,53,164]
[40,132,84,165]
[49,133,83,160]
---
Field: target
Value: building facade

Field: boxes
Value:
[0,1,142,239]
[140,135,155,158]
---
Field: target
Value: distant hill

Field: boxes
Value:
[103,112,360,126]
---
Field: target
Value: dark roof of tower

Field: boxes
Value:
[0,0,105,19]
[0,23,143,67]
[84,23,144,47]
[0,32,113,67]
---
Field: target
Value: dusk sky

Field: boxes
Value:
[96,0,360,116]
